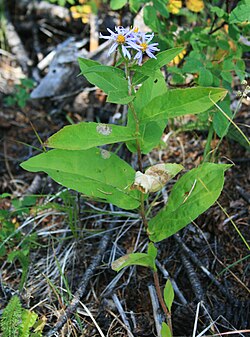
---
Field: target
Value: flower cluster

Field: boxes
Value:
[100,26,160,65]
[167,0,204,14]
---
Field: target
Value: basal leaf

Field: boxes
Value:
[161,322,172,337]
[46,122,136,150]
[112,252,157,272]
[21,148,141,210]
[112,243,157,272]
[148,163,231,242]
[163,280,174,312]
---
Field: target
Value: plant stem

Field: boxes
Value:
[125,61,143,172]
[153,271,173,335]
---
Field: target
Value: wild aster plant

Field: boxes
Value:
[100,26,160,65]
[99,26,136,59]
[132,32,160,65]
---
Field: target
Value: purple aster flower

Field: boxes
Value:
[133,32,160,65]
[100,26,136,59]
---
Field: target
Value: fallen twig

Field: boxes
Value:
[174,234,235,303]
[112,293,134,337]
[148,284,164,337]
[46,222,115,337]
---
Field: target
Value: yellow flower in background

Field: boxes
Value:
[169,49,187,66]
[186,0,204,12]
[167,0,182,14]
[70,4,92,24]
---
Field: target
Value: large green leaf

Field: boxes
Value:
[112,243,157,272]
[78,58,132,103]
[127,70,168,153]
[46,122,136,150]
[148,163,231,242]
[142,87,227,122]
[128,87,227,154]
[21,148,141,210]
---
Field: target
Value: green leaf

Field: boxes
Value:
[143,5,158,32]
[129,0,141,12]
[106,90,135,104]
[142,87,227,122]
[161,322,172,337]
[21,148,141,210]
[212,100,233,138]
[127,70,168,153]
[210,6,226,18]
[163,280,174,312]
[78,59,130,103]
[148,163,231,242]
[153,0,169,18]
[227,125,250,151]
[110,0,127,10]
[221,70,233,83]
[217,39,230,51]
[147,242,158,259]
[198,68,213,86]
[229,3,250,23]
[128,87,227,154]
[133,47,184,85]
[7,250,29,290]
[112,243,157,272]
[19,310,38,337]
[46,122,136,150]
[183,58,203,73]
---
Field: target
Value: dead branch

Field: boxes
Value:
[17,0,71,24]
[4,4,32,74]
[45,222,115,337]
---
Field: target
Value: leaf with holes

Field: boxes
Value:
[46,122,136,150]
[21,148,141,210]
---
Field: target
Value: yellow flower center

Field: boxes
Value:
[116,34,126,44]
[133,27,139,33]
[140,43,148,52]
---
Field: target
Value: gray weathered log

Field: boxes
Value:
[30,40,111,99]
[4,3,32,74]
[17,0,71,24]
